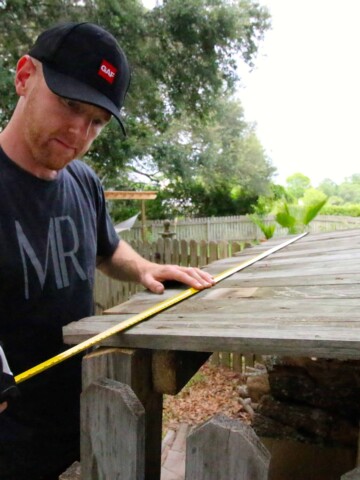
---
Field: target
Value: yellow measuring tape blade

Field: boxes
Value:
[15,232,307,384]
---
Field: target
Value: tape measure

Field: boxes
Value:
[15,232,308,384]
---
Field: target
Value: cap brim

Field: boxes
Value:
[42,64,126,136]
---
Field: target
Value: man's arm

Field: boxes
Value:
[97,240,215,294]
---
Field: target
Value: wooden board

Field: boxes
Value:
[63,229,360,359]
[104,191,157,200]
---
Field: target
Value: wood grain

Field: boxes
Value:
[63,230,360,359]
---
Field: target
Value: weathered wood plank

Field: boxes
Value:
[185,414,270,480]
[207,261,360,277]
[256,250,360,264]
[201,284,360,299]
[67,312,360,335]
[166,297,360,314]
[82,348,162,480]
[222,273,360,287]
[63,230,360,360]
[65,311,360,359]
[81,378,145,480]
[101,287,360,317]
[102,288,187,315]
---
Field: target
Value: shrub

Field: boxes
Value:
[321,204,360,217]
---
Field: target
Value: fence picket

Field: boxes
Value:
[232,353,243,372]
[156,238,164,264]
[120,214,360,243]
[220,352,231,368]
[190,239,198,266]
[164,238,172,264]
[141,241,152,262]
[199,240,208,267]
[185,414,270,479]
[231,241,243,255]
[218,240,228,259]
[210,352,220,366]
[172,239,180,265]
[180,239,189,267]
[208,241,218,262]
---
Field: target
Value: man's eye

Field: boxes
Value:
[62,98,78,110]
[66,100,76,107]
[93,118,107,127]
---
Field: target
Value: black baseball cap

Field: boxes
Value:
[29,22,131,135]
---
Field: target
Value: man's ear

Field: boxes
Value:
[15,55,36,96]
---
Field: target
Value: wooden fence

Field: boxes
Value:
[79,348,271,480]
[94,237,245,314]
[119,214,360,242]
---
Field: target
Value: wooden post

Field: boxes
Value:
[141,200,146,241]
[152,351,211,395]
[232,353,243,372]
[81,378,145,479]
[82,348,163,480]
[185,413,270,480]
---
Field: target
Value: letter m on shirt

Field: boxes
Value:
[16,217,87,300]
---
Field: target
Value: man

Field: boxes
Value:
[0,22,214,479]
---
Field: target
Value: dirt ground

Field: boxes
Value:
[162,361,251,433]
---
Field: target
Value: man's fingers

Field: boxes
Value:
[161,266,214,290]
[177,267,214,289]
[141,264,215,294]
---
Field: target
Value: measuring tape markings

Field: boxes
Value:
[15,232,308,384]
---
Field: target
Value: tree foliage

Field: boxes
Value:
[318,173,360,209]
[285,172,311,200]
[0,0,273,219]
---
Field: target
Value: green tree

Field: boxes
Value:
[337,174,360,204]
[318,178,338,198]
[285,172,311,200]
[0,0,272,218]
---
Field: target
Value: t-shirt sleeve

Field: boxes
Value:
[69,160,120,258]
[96,194,120,258]
[94,180,120,258]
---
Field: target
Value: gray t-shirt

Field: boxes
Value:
[0,148,119,479]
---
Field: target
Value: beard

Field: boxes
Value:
[21,85,86,176]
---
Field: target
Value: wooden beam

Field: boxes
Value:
[152,350,211,395]
[104,191,157,200]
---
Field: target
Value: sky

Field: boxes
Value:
[143,0,360,187]
[236,0,360,187]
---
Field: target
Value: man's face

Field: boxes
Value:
[21,60,111,176]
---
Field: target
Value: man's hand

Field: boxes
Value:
[97,240,216,293]
[139,263,215,294]
[0,402,7,413]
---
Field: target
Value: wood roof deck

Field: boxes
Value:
[63,229,360,359]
